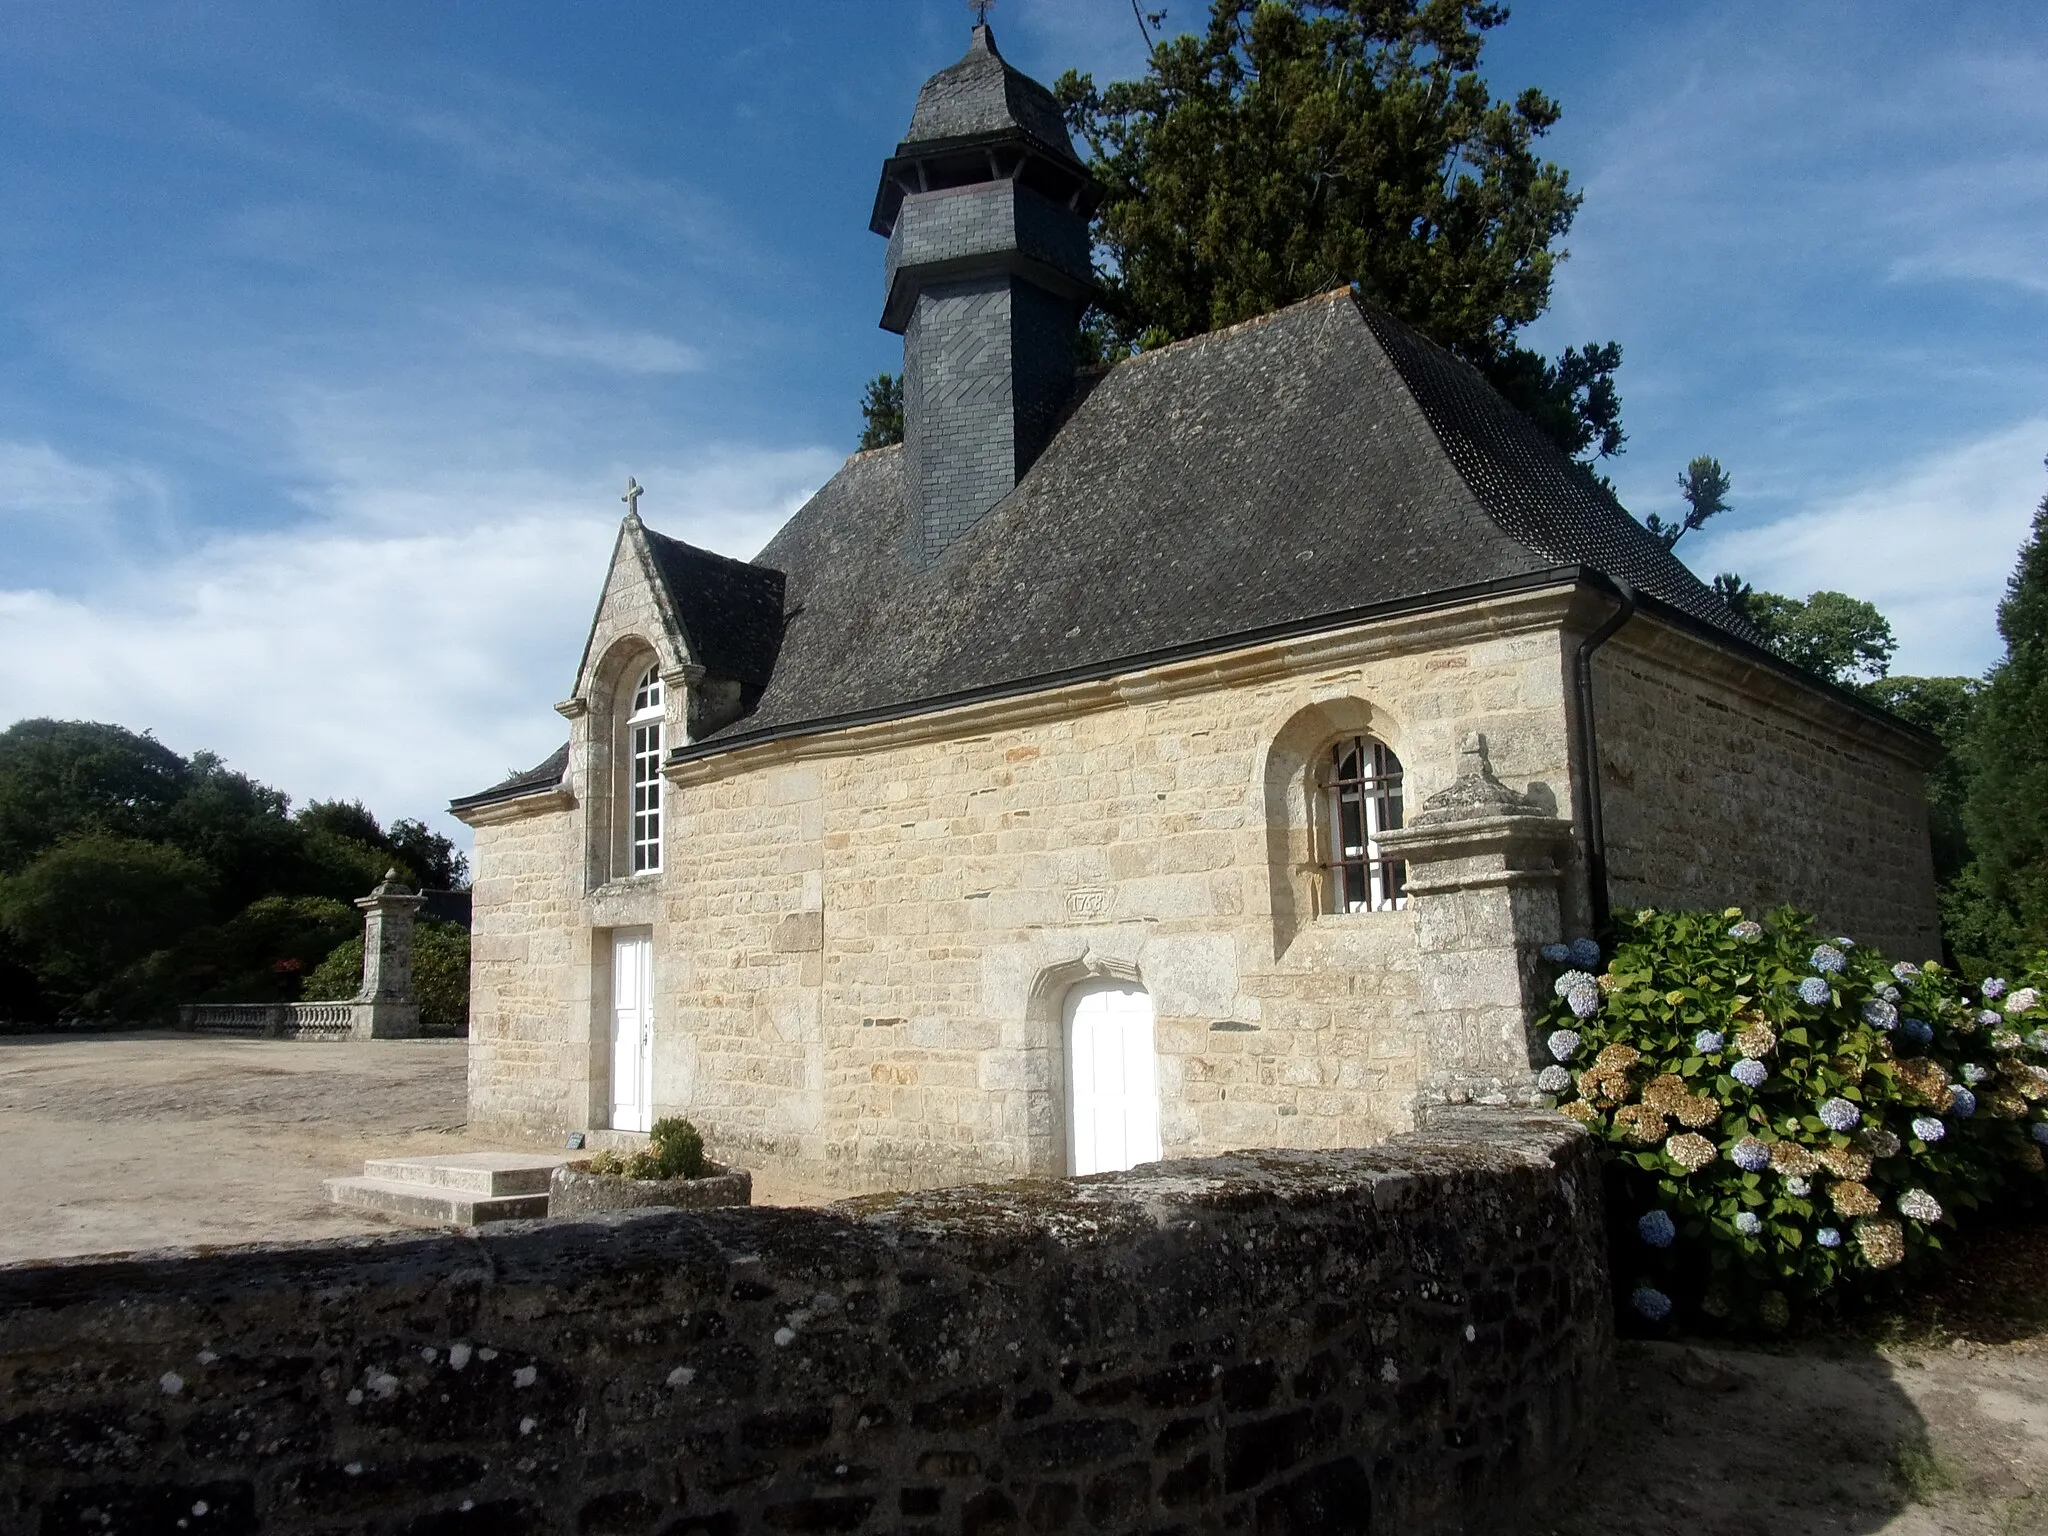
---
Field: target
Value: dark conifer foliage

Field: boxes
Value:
[1055,0,1625,463]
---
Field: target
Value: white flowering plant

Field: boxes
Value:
[1539,906,2048,1333]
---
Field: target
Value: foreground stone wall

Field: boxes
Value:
[1592,617,1940,959]
[0,1112,1607,1536]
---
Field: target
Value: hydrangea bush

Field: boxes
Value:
[1537,909,2048,1331]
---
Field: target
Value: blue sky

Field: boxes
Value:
[2,1,2043,842]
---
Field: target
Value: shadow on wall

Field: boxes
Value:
[1512,1339,1935,1536]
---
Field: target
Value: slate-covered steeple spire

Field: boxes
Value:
[873,24,1100,564]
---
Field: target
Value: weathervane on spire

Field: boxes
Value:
[622,477,644,516]
[969,0,994,24]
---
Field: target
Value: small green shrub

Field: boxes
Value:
[586,1118,708,1181]
[1537,907,2048,1331]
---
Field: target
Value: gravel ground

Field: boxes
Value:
[0,1031,837,1263]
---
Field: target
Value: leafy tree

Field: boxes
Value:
[0,717,466,1019]
[1741,590,1898,686]
[1055,0,1625,462]
[858,372,904,450]
[388,818,468,891]
[0,835,217,996]
[1960,461,2048,955]
[1644,456,1732,549]
[1862,675,1981,886]
[94,895,358,1019]
[0,720,188,874]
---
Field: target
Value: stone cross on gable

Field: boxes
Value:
[622,477,644,516]
[968,0,994,23]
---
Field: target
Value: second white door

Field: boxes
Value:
[1066,981,1160,1176]
[611,931,654,1133]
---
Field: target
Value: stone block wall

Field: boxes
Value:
[1591,618,1940,959]
[0,1112,1610,1536]
[651,604,1579,1190]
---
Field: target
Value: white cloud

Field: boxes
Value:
[486,316,704,375]
[0,444,841,846]
[1690,419,2045,679]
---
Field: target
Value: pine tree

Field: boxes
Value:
[1962,460,2048,953]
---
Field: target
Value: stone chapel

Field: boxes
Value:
[451,25,1940,1192]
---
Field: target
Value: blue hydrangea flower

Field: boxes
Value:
[1810,945,1846,974]
[1901,1019,1934,1047]
[1881,985,1901,1002]
[2032,1123,2048,1146]
[1638,1210,1677,1248]
[1961,1062,1990,1085]
[1949,1087,1976,1118]
[1553,969,1596,999]
[1730,1137,1772,1172]
[1567,986,1601,1019]
[1569,938,1603,970]
[1798,977,1833,1007]
[2008,988,2042,1014]
[1784,1175,1811,1197]
[1547,1029,1582,1063]
[1631,1286,1673,1321]
[1816,1227,1842,1249]
[1728,919,1763,941]
[1983,977,2008,1000]
[1536,1064,1572,1093]
[1819,1097,1862,1132]
[1732,1058,1769,1089]
[1911,1116,1945,1144]
[1694,1029,1726,1054]
[1862,999,1899,1030]
[1540,942,1571,964]
[1978,1011,2004,1027]
[1733,1211,1763,1236]
[1892,962,1921,982]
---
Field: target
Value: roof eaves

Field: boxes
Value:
[673,566,1592,766]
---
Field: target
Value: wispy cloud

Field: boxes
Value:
[1691,419,2046,679]
[0,444,840,839]
[475,311,706,376]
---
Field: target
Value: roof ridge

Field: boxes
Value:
[639,521,779,576]
[1103,288,1357,375]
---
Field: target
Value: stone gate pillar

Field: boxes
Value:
[350,868,425,1040]
[1376,734,1574,1114]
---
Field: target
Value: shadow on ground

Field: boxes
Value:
[1515,1221,2048,1535]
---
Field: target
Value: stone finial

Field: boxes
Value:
[621,477,644,519]
[1409,733,1545,827]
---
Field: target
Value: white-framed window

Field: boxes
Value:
[627,663,663,875]
[1324,735,1407,912]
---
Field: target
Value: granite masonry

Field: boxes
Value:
[0,1111,1608,1536]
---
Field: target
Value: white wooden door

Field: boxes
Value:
[611,932,654,1133]
[1065,982,1160,1175]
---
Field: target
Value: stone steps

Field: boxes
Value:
[325,1152,579,1228]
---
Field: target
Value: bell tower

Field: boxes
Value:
[872,23,1100,563]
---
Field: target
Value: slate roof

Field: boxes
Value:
[900,25,1082,166]
[450,742,568,812]
[639,526,786,689]
[677,289,1757,756]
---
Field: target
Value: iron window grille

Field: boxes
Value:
[1324,736,1407,912]
[628,664,664,875]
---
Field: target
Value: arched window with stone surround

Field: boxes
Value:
[1323,735,1407,912]
[627,663,664,875]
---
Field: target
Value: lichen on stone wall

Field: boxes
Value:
[0,1111,1608,1535]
